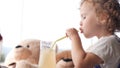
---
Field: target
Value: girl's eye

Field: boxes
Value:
[81,16,86,20]
[83,16,86,19]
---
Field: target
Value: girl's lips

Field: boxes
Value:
[79,28,83,33]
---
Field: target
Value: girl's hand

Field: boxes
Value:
[66,28,79,40]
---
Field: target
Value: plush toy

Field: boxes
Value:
[4,39,59,68]
[4,39,40,68]
[4,38,73,68]
[56,50,74,68]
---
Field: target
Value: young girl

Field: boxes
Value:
[66,0,120,68]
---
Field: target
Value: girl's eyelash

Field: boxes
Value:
[81,16,86,20]
[83,16,86,19]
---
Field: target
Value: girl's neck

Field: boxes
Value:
[97,31,113,39]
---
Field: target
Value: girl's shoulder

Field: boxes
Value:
[99,35,120,44]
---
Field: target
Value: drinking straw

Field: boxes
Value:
[51,35,67,49]
[51,29,79,49]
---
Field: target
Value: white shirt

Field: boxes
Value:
[86,35,120,68]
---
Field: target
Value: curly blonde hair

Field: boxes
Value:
[81,0,120,34]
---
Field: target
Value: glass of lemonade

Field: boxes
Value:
[38,41,56,68]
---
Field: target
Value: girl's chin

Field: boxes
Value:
[83,34,93,38]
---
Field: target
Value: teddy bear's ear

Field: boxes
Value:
[56,50,72,63]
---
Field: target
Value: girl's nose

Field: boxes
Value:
[80,21,83,26]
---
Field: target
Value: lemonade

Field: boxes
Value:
[38,41,56,68]
[38,36,66,68]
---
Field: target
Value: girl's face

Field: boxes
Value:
[80,2,103,38]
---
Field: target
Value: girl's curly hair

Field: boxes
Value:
[81,0,120,34]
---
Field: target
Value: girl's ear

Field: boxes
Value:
[99,12,109,25]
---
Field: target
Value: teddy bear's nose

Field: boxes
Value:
[16,45,22,48]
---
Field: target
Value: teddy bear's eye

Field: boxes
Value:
[27,45,30,48]
[16,45,22,48]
